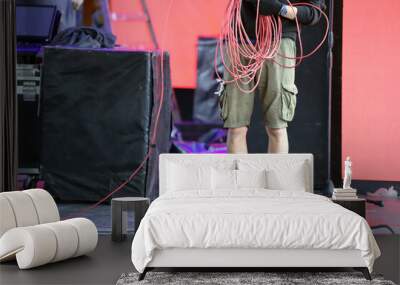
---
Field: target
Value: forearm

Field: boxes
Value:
[295,4,321,25]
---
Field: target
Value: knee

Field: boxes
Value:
[267,127,287,141]
[228,127,248,139]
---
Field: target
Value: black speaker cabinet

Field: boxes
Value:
[40,47,172,202]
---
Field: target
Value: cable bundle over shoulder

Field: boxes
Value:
[217,0,283,94]
[216,0,329,94]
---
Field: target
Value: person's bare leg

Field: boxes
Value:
[227,127,248,153]
[266,127,289,153]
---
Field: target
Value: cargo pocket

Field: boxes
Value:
[219,90,229,121]
[280,82,298,122]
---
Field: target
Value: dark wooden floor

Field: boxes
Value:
[0,235,133,285]
[1,235,398,285]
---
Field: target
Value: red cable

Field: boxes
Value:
[216,0,330,90]
[217,0,283,94]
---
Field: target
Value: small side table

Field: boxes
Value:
[111,197,150,242]
[332,198,366,218]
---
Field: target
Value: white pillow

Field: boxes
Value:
[237,159,308,192]
[266,167,307,192]
[167,162,212,191]
[236,169,267,189]
[211,168,237,191]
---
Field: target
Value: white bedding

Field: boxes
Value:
[131,190,380,273]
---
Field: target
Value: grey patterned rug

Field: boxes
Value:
[116,272,396,285]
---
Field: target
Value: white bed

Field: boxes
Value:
[131,154,380,280]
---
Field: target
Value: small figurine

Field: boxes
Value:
[343,156,352,189]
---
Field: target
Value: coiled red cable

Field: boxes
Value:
[216,0,330,93]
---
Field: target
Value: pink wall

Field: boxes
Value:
[110,0,229,88]
[342,0,400,181]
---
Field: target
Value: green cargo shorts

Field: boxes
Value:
[219,38,298,129]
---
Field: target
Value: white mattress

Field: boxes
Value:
[131,190,380,273]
